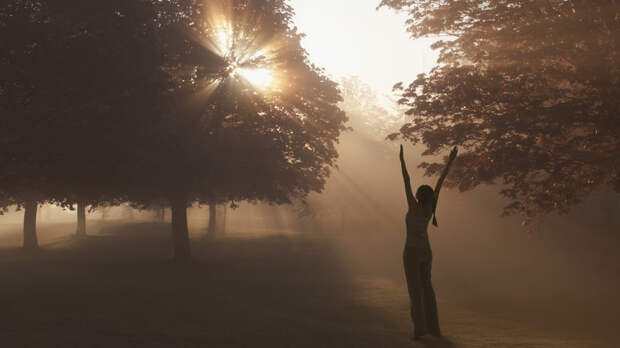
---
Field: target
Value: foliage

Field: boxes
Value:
[380,0,620,223]
[339,76,403,140]
[0,0,173,210]
[125,0,348,207]
[1,0,347,207]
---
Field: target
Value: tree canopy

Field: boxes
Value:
[1,0,347,256]
[123,0,347,208]
[381,0,620,224]
[0,0,174,202]
[0,0,181,244]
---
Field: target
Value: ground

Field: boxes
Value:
[0,221,616,347]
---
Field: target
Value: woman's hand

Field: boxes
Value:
[399,144,416,210]
[449,146,458,161]
[434,146,458,205]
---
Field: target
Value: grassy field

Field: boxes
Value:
[0,222,616,347]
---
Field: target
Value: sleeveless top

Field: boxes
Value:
[405,212,431,249]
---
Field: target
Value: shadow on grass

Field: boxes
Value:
[413,336,458,348]
[0,222,420,347]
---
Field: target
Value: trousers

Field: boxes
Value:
[403,246,440,336]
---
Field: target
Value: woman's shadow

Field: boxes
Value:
[413,336,458,348]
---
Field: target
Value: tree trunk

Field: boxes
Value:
[76,202,86,236]
[219,204,227,235]
[156,206,165,221]
[23,200,38,250]
[171,197,191,262]
[207,203,216,237]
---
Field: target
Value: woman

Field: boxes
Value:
[399,144,457,340]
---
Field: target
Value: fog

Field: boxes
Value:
[2,123,618,345]
[2,0,618,346]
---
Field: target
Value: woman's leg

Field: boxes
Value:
[404,248,427,337]
[420,256,441,336]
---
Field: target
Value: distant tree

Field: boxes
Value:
[380,0,620,225]
[205,203,228,238]
[148,203,167,222]
[295,76,404,223]
[217,204,228,235]
[339,76,403,139]
[100,207,109,222]
[206,203,218,238]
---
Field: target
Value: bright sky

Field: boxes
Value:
[289,0,439,96]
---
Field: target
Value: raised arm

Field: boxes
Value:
[400,145,417,211]
[434,146,458,204]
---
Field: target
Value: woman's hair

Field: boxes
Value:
[416,185,438,226]
[416,185,434,205]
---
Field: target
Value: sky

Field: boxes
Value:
[289,0,439,96]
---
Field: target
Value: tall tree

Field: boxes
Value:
[1,0,346,259]
[0,0,64,249]
[1,0,177,242]
[122,0,347,261]
[380,0,620,225]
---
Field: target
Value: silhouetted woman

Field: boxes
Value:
[399,144,457,340]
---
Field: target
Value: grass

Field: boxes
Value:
[0,222,418,347]
[0,221,616,347]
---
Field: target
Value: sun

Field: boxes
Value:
[205,18,277,90]
[234,67,273,88]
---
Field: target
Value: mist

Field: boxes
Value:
[1,0,618,347]
[2,105,617,346]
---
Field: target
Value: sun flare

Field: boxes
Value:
[235,67,273,88]
[216,29,233,56]
[209,17,278,88]
[197,4,284,96]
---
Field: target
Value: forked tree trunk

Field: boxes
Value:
[23,200,38,250]
[170,197,191,262]
[207,203,216,237]
[76,202,86,236]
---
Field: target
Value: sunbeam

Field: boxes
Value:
[235,67,273,88]
[195,2,282,95]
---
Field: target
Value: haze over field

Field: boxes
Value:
[1,0,618,347]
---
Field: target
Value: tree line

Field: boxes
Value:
[0,0,347,261]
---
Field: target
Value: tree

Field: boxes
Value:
[1,0,346,259]
[120,0,346,261]
[203,202,220,238]
[380,0,620,225]
[204,203,228,238]
[339,76,403,140]
[0,0,64,249]
[42,0,176,236]
[1,0,177,242]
